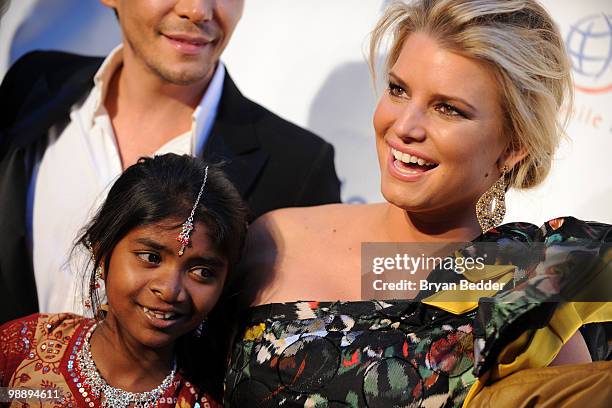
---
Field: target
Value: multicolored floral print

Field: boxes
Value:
[471,217,612,375]
[225,217,612,407]
[226,300,478,407]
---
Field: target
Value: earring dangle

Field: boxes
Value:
[94,265,103,287]
[84,239,100,310]
[84,265,104,310]
[193,319,207,338]
[476,165,509,233]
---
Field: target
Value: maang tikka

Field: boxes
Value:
[476,165,509,233]
[177,166,209,256]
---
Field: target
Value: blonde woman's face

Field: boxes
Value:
[374,32,508,217]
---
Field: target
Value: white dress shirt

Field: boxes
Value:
[26,45,226,314]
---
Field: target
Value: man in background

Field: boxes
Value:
[0,0,341,323]
[0,0,9,18]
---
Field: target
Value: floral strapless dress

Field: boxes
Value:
[224,217,612,407]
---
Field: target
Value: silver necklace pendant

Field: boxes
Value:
[76,323,177,408]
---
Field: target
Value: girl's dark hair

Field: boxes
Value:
[76,153,247,398]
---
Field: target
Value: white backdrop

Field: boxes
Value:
[1,0,610,225]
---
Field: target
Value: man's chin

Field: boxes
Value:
[152,64,214,86]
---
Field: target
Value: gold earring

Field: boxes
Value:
[476,165,509,233]
[85,264,103,310]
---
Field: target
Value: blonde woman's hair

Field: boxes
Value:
[369,0,573,189]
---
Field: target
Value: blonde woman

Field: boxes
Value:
[224,1,612,406]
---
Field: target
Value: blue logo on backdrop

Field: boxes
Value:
[566,13,612,93]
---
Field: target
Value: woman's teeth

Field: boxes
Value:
[391,148,436,167]
[143,307,177,320]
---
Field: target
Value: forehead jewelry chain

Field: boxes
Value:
[177,165,209,256]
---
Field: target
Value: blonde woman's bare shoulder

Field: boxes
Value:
[245,203,384,270]
[254,203,379,236]
[241,204,380,304]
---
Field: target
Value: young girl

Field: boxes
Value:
[0,153,247,407]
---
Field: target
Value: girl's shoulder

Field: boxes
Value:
[1,312,89,340]
[168,372,223,408]
[0,313,91,387]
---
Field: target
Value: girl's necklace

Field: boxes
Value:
[76,323,177,408]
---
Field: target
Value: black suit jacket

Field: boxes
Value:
[0,51,341,323]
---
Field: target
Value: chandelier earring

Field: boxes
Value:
[476,165,509,233]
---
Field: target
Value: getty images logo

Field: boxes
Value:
[566,13,612,94]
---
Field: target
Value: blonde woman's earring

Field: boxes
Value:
[476,165,509,233]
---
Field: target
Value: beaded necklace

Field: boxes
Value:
[74,323,177,408]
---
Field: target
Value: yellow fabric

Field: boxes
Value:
[463,301,612,407]
[417,252,612,406]
[422,266,514,315]
[466,361,612,408]
[496,331,531,366]
[462,264,516,282]
[421,298,478,315]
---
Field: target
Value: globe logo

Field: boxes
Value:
[566,13,612,93]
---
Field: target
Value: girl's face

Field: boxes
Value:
[103,220,228,350]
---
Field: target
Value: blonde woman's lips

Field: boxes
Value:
[387,146,438,181]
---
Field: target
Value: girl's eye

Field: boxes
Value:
[137,252,161,264]
[190,267,215,281]
[387,82,406,98]
[435,103,465,118]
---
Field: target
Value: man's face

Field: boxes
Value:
[102,0,244,85]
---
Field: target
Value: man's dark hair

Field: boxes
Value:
[0,0,10,19]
